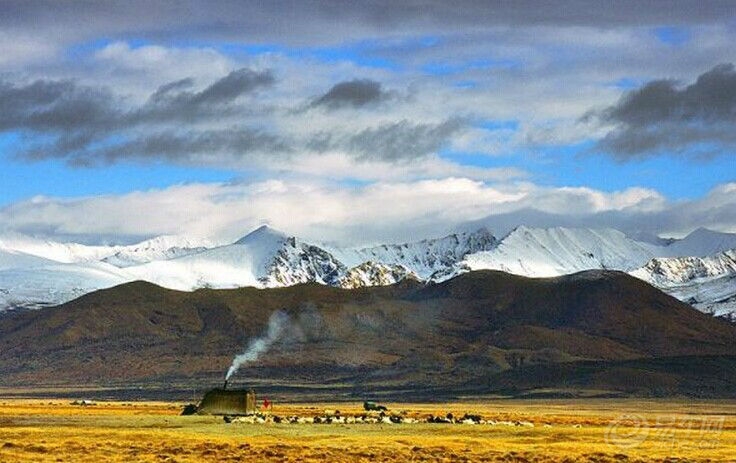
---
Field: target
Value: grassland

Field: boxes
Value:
[1,399,735,462]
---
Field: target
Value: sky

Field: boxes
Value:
[1,1,736,245]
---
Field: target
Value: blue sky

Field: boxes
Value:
[0,134,237,204]
[3,140,731,206]
[0,1,735,244]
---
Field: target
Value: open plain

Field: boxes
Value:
[1,398,735,462]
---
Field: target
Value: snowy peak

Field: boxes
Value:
[46,226,496,298]
[459,226,659,278]
[101,235,211,267]
[631,249,736,317]
[0,233,120,264]
[632,249,736,286]
[260,240,346,288]
[458,226,496,251]
[231,225,347,287]
[0,250,129,312]
[332,227,497,279]
[124,225,345,291]
[3,223,736,318]
[666,228,736,257]
[0,232,214,267]
[125,234,211,251]
[234,225,288,246]
[623,230,677,247]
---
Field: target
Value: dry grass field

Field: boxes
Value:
[1,398,735,462]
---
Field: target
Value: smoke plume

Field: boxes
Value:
[225,309,289,380]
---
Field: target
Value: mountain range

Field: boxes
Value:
[2,270,735,398]
[1,225,736,317]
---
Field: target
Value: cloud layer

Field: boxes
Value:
[0,64,468,170]
[1,69,285,166]
[3,1,734,51]
[3,178,733,246]
[0,2,735,245]
[595,63,736,158]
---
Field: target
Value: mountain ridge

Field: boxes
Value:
[3,269,735,397]
[1,225,735,316]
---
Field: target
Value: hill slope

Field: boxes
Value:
[2,270,735,398]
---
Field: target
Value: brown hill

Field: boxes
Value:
[1,270,735,398]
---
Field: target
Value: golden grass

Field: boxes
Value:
[1,399,735,462]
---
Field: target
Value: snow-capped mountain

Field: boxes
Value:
[667,274,736,318]
[1,224,735,318]
[0,233,121,263]
[0,248,128,311]
[631,249,736,316]
[435,227,736,316]
[101,235,211,267]
[633,249,736,285]
[664,228,736,258]
[0,226,498,311]
[128,226,494,292]
[0,232,212,266]
[0,232,211,311]
[0,248,58,270]
[126,226,346,290]
[329,227,497,280]
[448,226,660,279]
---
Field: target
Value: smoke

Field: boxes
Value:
[225,309,290,381]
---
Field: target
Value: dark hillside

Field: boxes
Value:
[2,270,735,398]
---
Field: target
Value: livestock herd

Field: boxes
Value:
[223,411,541,427]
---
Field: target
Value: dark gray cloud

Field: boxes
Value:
[24,128,292,166]
[188,68,274,105]
[0,79,119,132]
[308,119,465,161]
[312,79,388,109]
[349,119,464,161]
[149,78,195,100]
[0,68,283,165]
[0,67,273,133]
[0,69,457,166]
[594,63,736,158]
[2,1,734,50]
[138,68,274,122]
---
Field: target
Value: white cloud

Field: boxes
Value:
[2,179,730,246]
[3,23,735,172]
[0,31,59,68]
[89,41,238,101]
[264,152,527,182]
[0,9,734,248]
